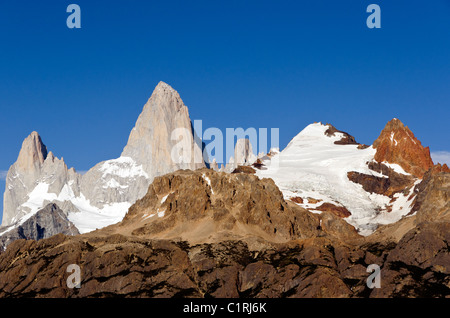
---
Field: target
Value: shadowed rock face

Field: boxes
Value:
[0,204,79,251]
[0,168,448,298]
[0,225,448,298]
[410,171,450,223]
[348,162,416,198]
[324,124,359,145]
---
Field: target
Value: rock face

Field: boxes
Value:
[2,132,81,226]
[121,81,205,176]
[347,162,415,197]
[81,81,206,210]
[0,203,79,251]
[372,118,434,178]
[410,171,450,223]
[119,169,323,245]
[0,169,448,298]
[324,124,359,145]
[2,82,206,234]
[369,221,450,298]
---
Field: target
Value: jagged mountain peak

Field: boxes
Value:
[121,82,204,174]
[144,81,185,114]
[286,122,360,150]
[373,118,434,178]
[16,131,48,173]
[2,81,205,233]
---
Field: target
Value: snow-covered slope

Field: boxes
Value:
[255,123,418,235]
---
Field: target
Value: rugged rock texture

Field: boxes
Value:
[80,157,150,210]
[232,166,256,174]
[312,202,351,218]
[0,203,79,251]
[81,81,206,209]
[0,228,447,298]
[369,222,450,298]
[3,82,207,233]
[410,171,450,223]
[0,169,448,298]
[118,169,323,245]
[348,162,415,197]
[121,81,205,175]
[324,124,359,145]
[372,118,434,178]
[2,132,81,226]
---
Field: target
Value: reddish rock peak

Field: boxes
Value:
[372,118,434,178]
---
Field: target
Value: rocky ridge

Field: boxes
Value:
[0,168,448,298]
[372,118,435,178]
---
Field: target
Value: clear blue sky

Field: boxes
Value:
[1,1,450,219]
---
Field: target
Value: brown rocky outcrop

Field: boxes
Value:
[312,203,351,218]
[347,162,415,197]
[118,169,322,244]
[324,124,359,145]
[0,169,448,298]
[409,171,450,222]
[372,118,434,178]
[307,198,322,204]
[427,163,450,175]
[290,197,304,204]
[369,222,450,298]
[232,166,256,174]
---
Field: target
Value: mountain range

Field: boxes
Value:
[0,82,448,298]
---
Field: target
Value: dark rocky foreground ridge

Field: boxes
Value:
[0,204,79,251]
[0,168,449,298]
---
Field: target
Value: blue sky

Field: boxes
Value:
[1,1,450,220]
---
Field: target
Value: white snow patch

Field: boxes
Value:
[99,156,149,179]
[21,183,58,220]
[382,162,410,175]
[390,132,398,146]
[202,174,214,194]
[103,178,128,189]
[6,177,134,235]
[67,194,131,234]
[142,213,156,221]
[157,208,165,218]
[160,193,171,204]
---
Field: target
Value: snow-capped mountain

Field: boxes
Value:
[1,82,205,235]
[1,81,448,241]
[255,119,447,235]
